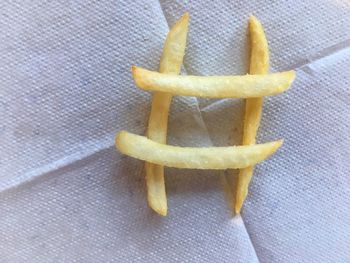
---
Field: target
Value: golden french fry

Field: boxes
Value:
[248,16,269,75]
[235,16,270,214]
[132,66,295,98]
[116,131,283,170]
[146,13,189,216]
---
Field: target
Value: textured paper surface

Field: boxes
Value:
[1,0,350,262]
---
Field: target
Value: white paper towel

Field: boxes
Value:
[1,0,350,262]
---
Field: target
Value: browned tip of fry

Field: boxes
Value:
[131,65,136,76]
[181,12,190,21]
[131,65,137,75]
[131,65,142,88]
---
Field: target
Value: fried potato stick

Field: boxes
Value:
[132,66,295,98]
[116,131,283,170]
[145,13,189,216]
[235,16,271,214]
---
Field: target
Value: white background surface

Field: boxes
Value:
[1,1,350,262]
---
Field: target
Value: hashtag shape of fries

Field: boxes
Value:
[116,14,295,216]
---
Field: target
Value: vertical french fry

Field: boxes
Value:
[145,13,189,216]
[235,16,270,214]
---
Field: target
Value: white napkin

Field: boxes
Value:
[1,0,350,262]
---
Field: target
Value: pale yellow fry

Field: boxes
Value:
[235,16,270,214]
[116,131,283,170]
[132,66,295,98]
[159,13,189,74]
[146,13,189,216]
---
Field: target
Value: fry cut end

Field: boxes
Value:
[131,65,143,88]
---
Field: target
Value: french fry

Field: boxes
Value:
[235,16,270,214]
[132,66,295,98]
[116,14,294,215]
[146,13,189,216]
[116,131,283,170]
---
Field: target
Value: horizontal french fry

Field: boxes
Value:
[116,131,283,170]
[236,16,270,214]
[146,13,189,216]
[132,66,295,98]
